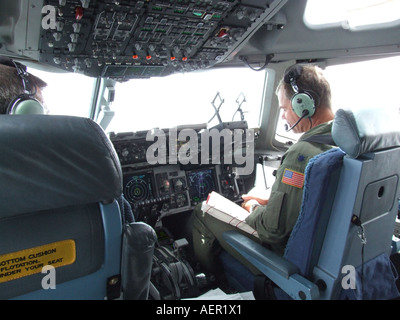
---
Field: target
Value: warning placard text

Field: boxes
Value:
[0,240,76,283]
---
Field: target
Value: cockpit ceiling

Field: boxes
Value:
[1,0,400,80]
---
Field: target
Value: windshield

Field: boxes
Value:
[106,67,266,133]
[28,66,265,133]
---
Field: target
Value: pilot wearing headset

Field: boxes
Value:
[0,57,48,115]
[192,64,336,276]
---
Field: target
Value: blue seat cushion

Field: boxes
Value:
[284,148,345,277]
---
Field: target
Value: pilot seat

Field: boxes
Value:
[220,108,400,300]
[0,115,156,300]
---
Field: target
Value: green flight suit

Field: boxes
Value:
[192,122,334,275]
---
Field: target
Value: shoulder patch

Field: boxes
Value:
[297,154,305,162]
[282,168,304,189]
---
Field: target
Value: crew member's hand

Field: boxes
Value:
[241,194,269,206]
[241,199,261,213]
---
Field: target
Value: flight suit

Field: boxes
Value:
[192,122,334,275]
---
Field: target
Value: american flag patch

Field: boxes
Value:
[282,169,304,189]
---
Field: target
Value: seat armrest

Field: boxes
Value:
[223,231,298,278]
[121,222,157,300]
[223,231,320,300]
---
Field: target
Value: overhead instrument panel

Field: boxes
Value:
[38,0,287,80]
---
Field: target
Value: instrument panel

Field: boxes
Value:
[122,164,238,223]
[111,125,253,224]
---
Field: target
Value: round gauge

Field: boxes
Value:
[121,147,129,159]
[124,175,152,203]
[117,144,130,163]
[175,193,188,208]
[173,177,186,192]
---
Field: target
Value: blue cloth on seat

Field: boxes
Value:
[340,253,400,300]
[284,148,345,277]
[117,195,135,224]
[220,149,345,293]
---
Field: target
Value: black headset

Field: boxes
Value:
[284,65,319,119]
[0,57,45,115]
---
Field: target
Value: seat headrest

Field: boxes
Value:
[0,115,122,218]
[332,108,400,158]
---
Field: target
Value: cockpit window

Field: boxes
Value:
[27,68,95,118]
[106,67,266,134]
[275,55,400,143]
[325,56,400,114]
[304,0,400,30]
[28,66,265,133]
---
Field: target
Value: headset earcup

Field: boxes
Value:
[8,96,45,115]
[291,92,315,118]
